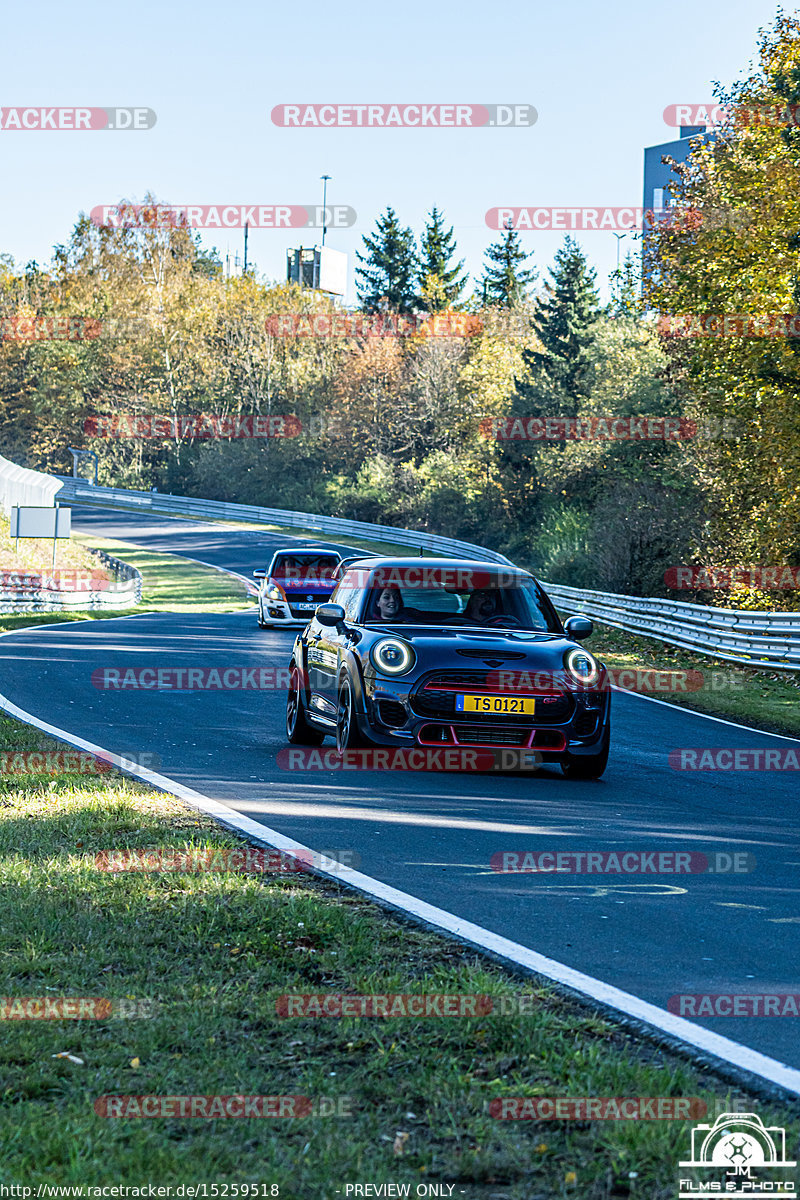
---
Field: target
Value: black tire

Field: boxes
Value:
[257,599,271,630]
[286,665,325,745]
[335,673,367,757]
[560,724,610,780]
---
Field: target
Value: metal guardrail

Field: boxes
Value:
[54,476,800,671]
[54,477,514,564]
[0,549,141,614]
[542,584,800,672]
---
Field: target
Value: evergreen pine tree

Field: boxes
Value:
[478,223,537,308]
[525,236,601,410]
[418,207,468,310]
[355,208,418,313]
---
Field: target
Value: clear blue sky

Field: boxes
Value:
[0,0,785,302]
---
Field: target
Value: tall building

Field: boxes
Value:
[643,125,707,216]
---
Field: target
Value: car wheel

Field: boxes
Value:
[335,673,367,757]
[257,600,271,629]
[286,665,325,745]
[560,724,610,780]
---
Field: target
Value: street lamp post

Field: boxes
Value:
[320,175,331,246]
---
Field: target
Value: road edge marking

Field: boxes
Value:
[0,681,798,1102]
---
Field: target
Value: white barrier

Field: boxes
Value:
[0,453,63,514]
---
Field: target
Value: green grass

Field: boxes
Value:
[72,534,251,613]
[0,715,797,1196]
[585,622,800,740]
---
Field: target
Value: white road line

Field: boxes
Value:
[0,677,799,1099]
[614,687,800,743]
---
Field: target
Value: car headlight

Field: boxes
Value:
[371,638,415,676]
[565,647,599,687]
[267,585,286,601]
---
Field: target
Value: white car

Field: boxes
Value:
[254,548,342,628]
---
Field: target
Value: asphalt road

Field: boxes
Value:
[3,506,799,1071]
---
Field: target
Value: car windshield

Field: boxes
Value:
[272,555,339,584]
[363,580,559,632]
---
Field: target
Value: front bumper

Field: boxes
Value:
[352,671,610,760]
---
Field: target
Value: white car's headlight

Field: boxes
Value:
[565,647,599,687]
[267,586,285,601]
[371,638,415,676]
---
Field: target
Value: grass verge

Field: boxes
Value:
[0,715,797,1197]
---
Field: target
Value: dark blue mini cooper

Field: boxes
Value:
[285,557,611,778]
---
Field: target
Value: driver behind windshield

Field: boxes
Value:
[465,588,501,623]
[374,586,405,622]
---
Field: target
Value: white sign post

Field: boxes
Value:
[10,505,72,570]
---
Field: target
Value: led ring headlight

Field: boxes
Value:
[565,647,599,687]
[371,638,415,676]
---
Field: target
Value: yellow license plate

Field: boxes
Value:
[456,694,536,715]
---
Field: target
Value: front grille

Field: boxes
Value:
[288,606,318,618]
[411,671,573,723]
[377,699,407,729]
[454,725,529,746]
[417,724,567,750]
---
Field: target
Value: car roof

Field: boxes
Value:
[270,547,340,557]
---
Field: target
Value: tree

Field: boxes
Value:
[645,12,800,574]
[355,208,418,313]
[418,208,467,310]
[608,250,642,318]
[478,224,537,308]
[524,236,601,410]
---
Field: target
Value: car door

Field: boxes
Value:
[305,577,359,719]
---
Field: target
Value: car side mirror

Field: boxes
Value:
[252,569,266,579]
[565,615,593,641]
[316,603,346,629]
